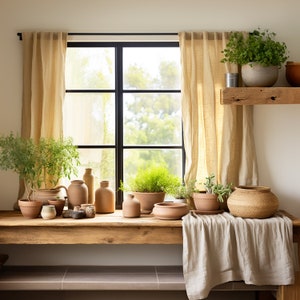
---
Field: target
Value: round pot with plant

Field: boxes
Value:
[0,133,80,217]
[221,28,288,87]
[193,174,233,212]
[120,164,181,214]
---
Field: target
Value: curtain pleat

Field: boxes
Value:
[179,32,258,186]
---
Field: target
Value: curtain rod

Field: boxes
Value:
[17,32,178,41]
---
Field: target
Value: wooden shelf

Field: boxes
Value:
[0,210,182,245]
[221,87,300,105]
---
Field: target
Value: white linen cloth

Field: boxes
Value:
[182,212,295,300]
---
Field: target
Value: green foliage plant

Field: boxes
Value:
[221,28,288,67]
[197,174,233,203]
[120,164,181,194]
[0,133,80,195]
[171,180,196,199]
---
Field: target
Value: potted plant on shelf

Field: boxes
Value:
[120,164,181,214]
[193,174,233,212]
[0,133,80,218]
[221,28,289,87]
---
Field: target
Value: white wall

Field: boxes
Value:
[0,1,300,298]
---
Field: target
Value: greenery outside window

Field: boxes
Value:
[64,41,184,206]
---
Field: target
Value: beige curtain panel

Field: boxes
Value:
[21,32,68,141]
[18,32,67,200]
[179,32,258,186]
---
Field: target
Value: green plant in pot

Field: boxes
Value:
[0,133,80,218]
[120,164,181,214]
[170,179,196,208]
[193,174,233,212]
[221,28,288,87]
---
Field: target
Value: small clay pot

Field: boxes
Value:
[48,199,65,216]
[286,62,300,87]
[152,202,189,220]
[18,199,43,219]
[193,192,220,211]
[41,205,56,220]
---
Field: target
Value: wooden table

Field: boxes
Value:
[0,210,299,299]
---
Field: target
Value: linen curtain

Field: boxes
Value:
[21,32,68,140]
[18,32,67,200]
[179,32,258,186]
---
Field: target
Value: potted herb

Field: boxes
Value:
[193,174,232,212]
[120,164,181,214]
[221,28,289,86]
[0,133,80,217]
[170,180,196,207]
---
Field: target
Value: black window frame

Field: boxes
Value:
[66,41,185,207]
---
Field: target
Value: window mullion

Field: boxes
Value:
[115,45,124,207]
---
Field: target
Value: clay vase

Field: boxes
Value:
[83,168,95,204]
[122,194,140,218]
[67,180,88,209]
[18,199,43,219]
[192,192,220,211]
[95,181,115,213]
[132,192,165,214]
[227,186,279,219]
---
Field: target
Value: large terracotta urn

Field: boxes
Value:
[227,186,279,219]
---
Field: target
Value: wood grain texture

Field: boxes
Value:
[221,87,300,105]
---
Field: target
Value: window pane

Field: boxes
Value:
[63,93,115,145]
[123,93,181,145]
[65,48,115,89]
[77,148,116,191]
[123,47,181,90]
[123,149,182,184]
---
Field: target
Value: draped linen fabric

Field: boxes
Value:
[21,32,68,141]
[179,32,258,186]
[18,32,67,200]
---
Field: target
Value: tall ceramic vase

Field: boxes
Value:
[83,168,95,204]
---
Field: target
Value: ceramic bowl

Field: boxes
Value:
[152,202,189,220]
[286,62,300,87]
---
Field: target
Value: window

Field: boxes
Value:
[64,41,184,206]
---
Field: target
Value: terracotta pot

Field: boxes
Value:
[227,186,279,219]
[152,202,189,220]
[193,192,220,211]
[241,63,278,87]
[18,199,43,219]
[132,192,165,214]
[48,199,66,216]
[286,62,300,87]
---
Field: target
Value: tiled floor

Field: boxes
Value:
[0,265,277,293]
